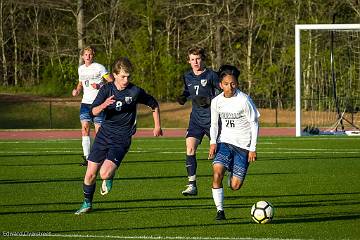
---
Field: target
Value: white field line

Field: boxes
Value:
[0,137,358,144]
[0,148,360,155]
[14,233,308,240]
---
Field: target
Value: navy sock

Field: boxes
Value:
[83,183,96,203]
[186,155,197,186]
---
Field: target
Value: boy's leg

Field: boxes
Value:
[79,103,93,166]
[99,145,128,195]
[99,160,118,195]
[230,148,249,190]
[212,163,226,220]
[75,161,100,215]
[211,143,232,220]
[182,137,200,196]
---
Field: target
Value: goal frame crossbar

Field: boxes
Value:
[295,24,360,136]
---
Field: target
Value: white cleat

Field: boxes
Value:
[181,184,198,196]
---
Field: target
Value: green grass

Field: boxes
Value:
[0,101,178,129]
[0,136,359,239]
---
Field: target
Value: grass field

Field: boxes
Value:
[0,136,359,240]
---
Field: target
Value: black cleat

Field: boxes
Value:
[80,156,88,166]
[216,210,226,220]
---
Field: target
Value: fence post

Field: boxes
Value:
[275,104,279,127]
[49,100,52,129]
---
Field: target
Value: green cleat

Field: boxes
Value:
[75,200,92,215]
[100,179,113,195]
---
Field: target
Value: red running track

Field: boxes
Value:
[0,128,295,140]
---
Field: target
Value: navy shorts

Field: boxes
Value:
[88,131,131,167]
[212,143,249,181]
[79,103,104,124]
[186,118,210,143]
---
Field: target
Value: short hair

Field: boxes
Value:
[187,46,206,60]
[112,57,133,74]
[80,46,95,56]
[217,65,240,81]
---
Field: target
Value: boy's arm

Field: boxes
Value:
[90,86,113,116]
[152,106,163,137]
[246,97,260,162]
[177,76,190,105]
[208,98,219,159]
[72,81,83,96]
[91,73,113,90]
[137,88,163,136]
[92,95,115,116]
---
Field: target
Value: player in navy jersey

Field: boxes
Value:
[177,46,221,196]
[208,65,259,220]
[75,57,163,215]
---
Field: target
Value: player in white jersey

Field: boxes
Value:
[208,65,260,220]
[72,46,113,166]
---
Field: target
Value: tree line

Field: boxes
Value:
[1,0,360,108]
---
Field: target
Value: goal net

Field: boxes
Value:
[295,24,360,136]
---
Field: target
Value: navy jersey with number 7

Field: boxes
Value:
[182,68,221,128]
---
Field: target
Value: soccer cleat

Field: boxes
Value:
[75,200,92,215]
[215,210,226,220]
[100,179,113,195]
[80,156,88,166]
[181,184,198,196]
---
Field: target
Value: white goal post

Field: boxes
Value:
[295,24,360,137]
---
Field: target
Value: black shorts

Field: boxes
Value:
[88,130,131,167]
[186,118,210,144]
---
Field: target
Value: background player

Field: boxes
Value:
[72,46,113,166]
[75,57,162,215]
[177,46,221,196]
[208,65,260,220]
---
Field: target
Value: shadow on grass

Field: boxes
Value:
[50,212,360,234]
[0,153,80,158]
[0,172,294,185]
[272,213,360,224]
[1,191,359,213]
[257,155,360,161]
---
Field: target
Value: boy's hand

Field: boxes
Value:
[177,95,187,105]
[248,151,257,162]
[153,127,163,137]
[208,144,217,160]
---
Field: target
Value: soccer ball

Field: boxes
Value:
[250,201,274,224]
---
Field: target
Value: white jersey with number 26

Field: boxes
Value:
[210,89,260,152]
[78,62,108,104]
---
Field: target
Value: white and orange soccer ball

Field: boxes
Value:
[250,200,274,224]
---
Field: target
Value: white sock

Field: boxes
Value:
[82,136,91,158]
[188,175,196,182]
[212,188,224,211]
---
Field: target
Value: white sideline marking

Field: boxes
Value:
[38,234,307,240]
[0,149,360,155]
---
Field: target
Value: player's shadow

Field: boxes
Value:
[0,177,82,185]
[0,153,80,158]
[258,155,360,161]
[52,217,247,235]
[0,162,80,167]
[272,213,360,224]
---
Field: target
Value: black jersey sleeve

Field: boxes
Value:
[181,75,191,98]
[89,83,111,117]
[210,71,222,95]
[177,75,190,105]
[137,88,159,110]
